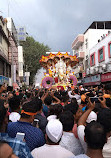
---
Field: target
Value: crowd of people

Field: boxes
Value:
[0,83,111,158]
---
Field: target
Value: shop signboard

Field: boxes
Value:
[83,74,100,86]
[101,72,111,82]
[17,27,26,41]
[0,76,9,85]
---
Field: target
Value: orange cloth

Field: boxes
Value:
[81,94,86,102]
[71,86,74,90]
[103,94,110,98]
[21,110,37,116]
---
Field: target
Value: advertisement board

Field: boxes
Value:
[83,74,101,86]
[101,72,111,82]
[17,27,26,41]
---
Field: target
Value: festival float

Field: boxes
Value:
[39,52,78,90]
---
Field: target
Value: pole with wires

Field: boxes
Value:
[8,0,10,16]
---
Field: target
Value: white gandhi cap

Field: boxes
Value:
[46,119,63,143]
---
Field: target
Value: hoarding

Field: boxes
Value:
[18,46,23,62]
[101,72,111,82]
[17,27,26,41]
[83,74,101,86]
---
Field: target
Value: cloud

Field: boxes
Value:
[1,0,111,54]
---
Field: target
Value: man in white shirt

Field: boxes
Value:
[68,89,80,100]
[31,119,74,158]
[97,108,111,158]
[71,121,107,158]
[59,111,84,155]
[9,96,21,122]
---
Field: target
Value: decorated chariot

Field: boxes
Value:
[39,52,78,90]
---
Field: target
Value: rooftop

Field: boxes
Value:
[84,21,111,34]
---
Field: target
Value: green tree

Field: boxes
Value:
[20,36,50,84]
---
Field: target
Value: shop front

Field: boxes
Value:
[101,72,111,83]
[83,74,101,86]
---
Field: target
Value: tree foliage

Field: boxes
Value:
[20,36,50,84]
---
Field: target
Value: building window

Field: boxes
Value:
[92,55,94,64]
[108,42,111,57]
[100,49,103,60]
[98,46,105,62]
[0,33,2,43]
[90,53,95,66]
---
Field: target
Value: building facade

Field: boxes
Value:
[72,21,111,83]
[84,31,111,86]
[7,17,20,86]
[0,16,11,85]
[0,16,25,87]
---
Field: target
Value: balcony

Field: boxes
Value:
[72,34,84,49]
[75,52,85,61]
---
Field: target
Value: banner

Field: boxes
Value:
[17,27,26,41]
[101,72,111,82]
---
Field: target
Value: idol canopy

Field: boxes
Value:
[39,52,78,89]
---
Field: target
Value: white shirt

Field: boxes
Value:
[9,112,20,122]
[60,131,84,155]
[68,91,80,100]
[31,144,74,158]
[103,136,111,158]
[74,94,81,100]
[77,125,87,153]
[77,125,111,158]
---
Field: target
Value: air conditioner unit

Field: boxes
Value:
[93,68,96,74]
[107,63,111,71]
[90,67,94,74]
[98,66,102,73]
[102,64,107,72]
[86,68,90,75]
[95,67,99,73]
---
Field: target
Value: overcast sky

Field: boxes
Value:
[1,0,111,83]
[1,0,111,54]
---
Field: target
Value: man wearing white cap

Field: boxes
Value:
[31,119,74,158]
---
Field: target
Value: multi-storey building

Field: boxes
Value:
[72,21,111,83]
[83,31,111,86]
[0,16,24,87]
[0,16,11,85]
[7,17,20,86]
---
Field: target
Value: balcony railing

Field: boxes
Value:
[72,34,84,49]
